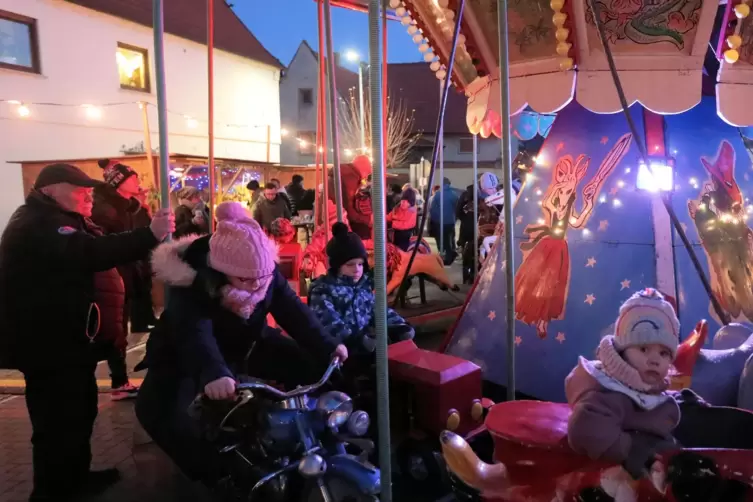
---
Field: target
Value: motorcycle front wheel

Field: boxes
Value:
[303,477,378,502]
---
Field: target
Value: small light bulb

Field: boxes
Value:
[613,199,622,208]
[617,180,625,188]
[17,104,30,117]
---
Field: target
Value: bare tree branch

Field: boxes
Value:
[339,88,422,169]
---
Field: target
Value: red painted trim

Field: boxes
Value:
[643,109,666,157]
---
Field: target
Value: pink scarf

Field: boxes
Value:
[597,336,670,394]
[219,277,272,319]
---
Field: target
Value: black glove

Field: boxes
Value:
[623,432,677,480]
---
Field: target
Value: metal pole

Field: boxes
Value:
[139,102,157,190]
[439,79,445,255]
[496,0,516,401]
[368,0,392,498]
[473,134,479,277]
[588,0,728,325]
[152,0,170,213]
[207,0,216,229]
[393,0,466,304]
[323,0,344,223]
[358,63,366,151]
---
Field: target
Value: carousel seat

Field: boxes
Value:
[485,400,572,450]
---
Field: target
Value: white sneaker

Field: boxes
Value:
[111,382,139,401]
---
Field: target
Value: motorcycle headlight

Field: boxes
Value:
[316,391,353,429]
[346,410,370,437]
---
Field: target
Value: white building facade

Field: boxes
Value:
[0,0,282,228]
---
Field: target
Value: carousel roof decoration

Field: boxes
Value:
[398,0,753,132]
[718,0,752,64]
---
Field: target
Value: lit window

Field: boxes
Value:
[116,43,150,92]
[0,9,40,74]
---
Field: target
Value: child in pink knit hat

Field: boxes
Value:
[566,288,681,480]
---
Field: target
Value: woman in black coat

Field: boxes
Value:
[135,202,347,486]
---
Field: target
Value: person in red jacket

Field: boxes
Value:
[386,189,418,251]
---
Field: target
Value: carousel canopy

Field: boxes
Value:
[391,0,753,135]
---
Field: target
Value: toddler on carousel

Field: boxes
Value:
[566,288,682,480]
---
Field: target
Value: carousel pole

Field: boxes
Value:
[323,0,344,223]
[382,0,388,170]
[369,0,393,498]
[439,79,445,255]
[317,0,330,242]
[152,0,171,215]
[496,0,516,401]
[473,134,479,276]
[393,0,466,305]
[207,0,216,229]
[588,0,729,325]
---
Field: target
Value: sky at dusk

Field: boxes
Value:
[233,1,422,69]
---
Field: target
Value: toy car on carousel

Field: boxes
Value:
[438,322,753,502]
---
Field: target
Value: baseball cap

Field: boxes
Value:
[34,163,102,190]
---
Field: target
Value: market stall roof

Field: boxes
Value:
[391,0,753,134]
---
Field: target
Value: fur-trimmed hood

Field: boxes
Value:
[151,234,205,287]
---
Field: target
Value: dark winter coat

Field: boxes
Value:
[91,184,153,296]
[0,191,159,371]
[308,272,414,354]
[174,203,209,239]
[143,235,340,387]
[252,195,291,232]
[286,181,306,216]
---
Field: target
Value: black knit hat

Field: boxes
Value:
[98,158,137,189]
[326,222,368,273]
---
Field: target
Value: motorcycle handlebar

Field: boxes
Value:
[234,356,341,399]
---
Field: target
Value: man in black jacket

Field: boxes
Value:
[285,174,305,216]
[0,164,174,501]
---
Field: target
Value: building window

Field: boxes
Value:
[458,137,477,154]
[298,131,316,155]
[299,88,313,107]
[116,43,150,92]
[0,9,41,74]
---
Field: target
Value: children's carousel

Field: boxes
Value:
[383,0,753,500]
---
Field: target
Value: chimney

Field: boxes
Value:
[334,51,341,68]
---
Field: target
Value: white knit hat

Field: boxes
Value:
[209,202,278,278]
[479,172,499,192]
[613,288,680,358]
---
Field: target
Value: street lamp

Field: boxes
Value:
[345,49,366,153]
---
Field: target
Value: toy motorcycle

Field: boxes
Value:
[191,357,380,501]
[440,398,753,501]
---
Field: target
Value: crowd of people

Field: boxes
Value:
[0,161,422,501]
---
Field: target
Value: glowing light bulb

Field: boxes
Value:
[280,128,289,136]
[535,189,542,196]
[617,180,625,188]
[624,167,631,174]
[17,104,30,117]
[583,228,591,237]
[83,105,102,120]
[186,117,198,128]
[599,195,607,203]
[537,218,545,224]
[613,199,622,208]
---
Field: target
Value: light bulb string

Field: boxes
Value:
[0,99,276,130]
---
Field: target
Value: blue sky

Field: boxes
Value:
[233,0,421,69]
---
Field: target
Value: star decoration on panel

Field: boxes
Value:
[515,215,523,224]
[514,336,522,346]
[556,332,566,343]
[620,279,631,290]
[598,220,609,231]
[556,142,565,153]
[609,186,619,196]
[586,257,596,268]
[585,294,596,305]
[488,310,496,321]
[601,136,609,145]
